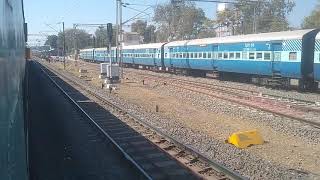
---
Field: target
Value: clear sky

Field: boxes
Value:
[24,0,318,45]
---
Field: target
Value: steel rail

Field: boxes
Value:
[37,62,153,180]
[39,61,246,180]
[133,73,320,129]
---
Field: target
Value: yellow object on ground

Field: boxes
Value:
[227,130,264,149]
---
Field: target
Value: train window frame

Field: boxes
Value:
[289,52,297,61]
[179,53,183,58]
[218,53,223,59]
[249,52,255,60]
[223,52,228,59]
[256,52,263,60]
[208,52,212,59]
[274,52,281,61]
[236,52,241,59]
[213,53,218,59]
[264,52,271,60]
[195,53,198,58]
[229,52,235,59]
[199,52,202,58]
[190,53,194,58]
[183,53,187,58]
[203,52,207,59]
[186,53,189,58]
[242,52,248,59]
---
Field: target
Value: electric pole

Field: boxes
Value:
[63,22,66,70]
[119,0,123,79]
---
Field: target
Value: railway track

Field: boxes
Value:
[133,73,320,129]
[62,60,320,128]
[37,60,245,180]
[72,60,320,106]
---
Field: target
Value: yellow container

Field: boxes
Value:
[227,130,264,149]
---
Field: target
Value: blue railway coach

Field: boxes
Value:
[79,29,320,90]
[79,48,94,61]
[163,29,320,89]
[315,34,320,81]
[122,43,164,68]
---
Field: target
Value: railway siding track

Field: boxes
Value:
[134,73,320,129]
[37,60,245,180]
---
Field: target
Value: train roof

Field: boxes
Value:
[187,29,315,46]
[316,32,320,39]
[165,40,189,47]
[123,43,164,50]
[94,47,108,51]
[80,48,94,52]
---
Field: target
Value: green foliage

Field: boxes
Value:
[94,27,108,48]
[57,28,91,53]
[44,35,58,49]
[302,1,320,29]
[131,20,156,43]
[153,2,212,41]
[217,0,295,34]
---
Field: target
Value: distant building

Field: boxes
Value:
[217,3,234,12]
[123,32,141,46]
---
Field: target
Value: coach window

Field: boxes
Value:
[186,53,189,58]
[274,52,281,61]
[264,52,271,60]
[213,53,218,59]
[256,53,263,60]
[218,53,222,59]
[183,53,186,58]
[208,52,212,58]
[236,52,241,59]
[190,53,194,58]
[223,52,228,59]
[203,52,207,58]
[229,52,235,59]
[179,53,183,58]
[249,52,255,60]
[195,53,198,58]
[199,52,202,58]
[289,52,297,61]
[242,52,248,59]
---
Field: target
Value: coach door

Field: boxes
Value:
[271,42,282,75]
[211,45,218,71]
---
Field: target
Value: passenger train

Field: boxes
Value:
[80,29,320,90]
[0,0,28,179]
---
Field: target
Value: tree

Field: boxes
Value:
[44,35,58,49]
[144,25,156,43]
[131,20,147,37]
[302,0,320,29]
[197,19,217,38]
[57,28,91,53]
[95,26,108,48]
[153,2,208,41]
[131,20,156,43]
[217,0,295,34]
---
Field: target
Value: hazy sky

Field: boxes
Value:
[24,0,318,44]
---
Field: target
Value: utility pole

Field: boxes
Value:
[73,24,77,61]
[116,0,119,63]
[63,22,66,70]
[119,0,123,79]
